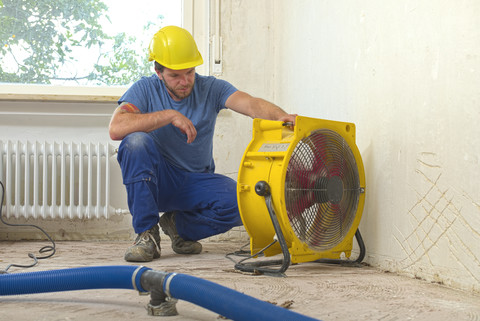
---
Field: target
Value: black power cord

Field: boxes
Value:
[0,180,56,274]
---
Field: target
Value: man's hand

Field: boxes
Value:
[170,111,197,144]
[279,114,298,126]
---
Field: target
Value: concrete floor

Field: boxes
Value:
[0,240,479,321]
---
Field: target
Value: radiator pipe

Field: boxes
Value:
[0,265,320,321]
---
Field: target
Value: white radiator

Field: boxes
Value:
[0,140,123,219]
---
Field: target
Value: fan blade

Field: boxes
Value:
[286,188,313,218]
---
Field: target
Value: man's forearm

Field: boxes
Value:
[225,90,296,124]
[252,97,289,120]
[109,109,175,140]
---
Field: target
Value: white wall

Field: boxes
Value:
[268,1,479,292]
[214,0,277,174]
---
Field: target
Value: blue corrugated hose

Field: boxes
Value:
[0,265,320,321]
[0,266,149,295]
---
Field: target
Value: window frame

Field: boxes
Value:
[0,0,209,103]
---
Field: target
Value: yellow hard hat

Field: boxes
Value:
[148,26,203,70]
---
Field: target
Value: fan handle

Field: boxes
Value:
[234,181,291,276]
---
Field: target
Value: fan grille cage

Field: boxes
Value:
[285,129,360,251]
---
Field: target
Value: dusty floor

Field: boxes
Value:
[0,240,479,321]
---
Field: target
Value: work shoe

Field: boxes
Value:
[159,212,202,255]
[124,224,161,262]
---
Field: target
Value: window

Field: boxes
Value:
[0,0,209,101]
[0,0,183,87]
[0,0,219,103]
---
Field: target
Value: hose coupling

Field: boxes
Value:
[140,270,179,316]
[146,297,178,316]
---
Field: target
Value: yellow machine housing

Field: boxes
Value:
[237,116,366,264]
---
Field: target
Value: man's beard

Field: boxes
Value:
[164,81,194,100]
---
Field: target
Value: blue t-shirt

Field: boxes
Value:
[118,73,237,173]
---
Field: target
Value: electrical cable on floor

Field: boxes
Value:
[225,240,278,266]
[0,180,56,274]
[225,242,251,265]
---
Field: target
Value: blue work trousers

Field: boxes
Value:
[117,132,243,241]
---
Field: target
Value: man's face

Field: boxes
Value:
[157,67,195,101]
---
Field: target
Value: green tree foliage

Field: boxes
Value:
[0,0,155,85]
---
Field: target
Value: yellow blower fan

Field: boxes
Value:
[235,116,366,275]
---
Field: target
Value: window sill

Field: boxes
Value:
[0,84,126,102]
